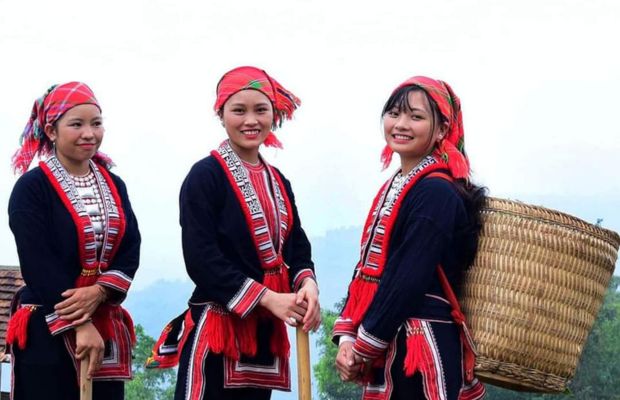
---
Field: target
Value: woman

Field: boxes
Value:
[7,82,140,400]
[148,66,320,399]
[333,76,487,399]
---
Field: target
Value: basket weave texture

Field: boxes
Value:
[461,197,620,393]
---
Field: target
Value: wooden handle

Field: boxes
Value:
[80,357,93,400]
[296,327,311,400]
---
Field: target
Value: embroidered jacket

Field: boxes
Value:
[181,154,315,312]
[8,164,140,379]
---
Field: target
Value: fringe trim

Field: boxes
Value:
[341,277,379,326]
[403,323,426,377]
[6,306,36,350]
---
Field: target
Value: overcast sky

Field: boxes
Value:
[1,0,619,289]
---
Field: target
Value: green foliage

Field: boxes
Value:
[315,277,620,400]
[125,324,176,400]
[313,302,362,400]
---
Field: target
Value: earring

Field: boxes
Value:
[52,140,57,153]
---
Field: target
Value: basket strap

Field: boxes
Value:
[425,171,478,383]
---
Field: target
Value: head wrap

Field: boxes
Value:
[12,81,112,175]
[214,66,301,149]
[381,76,470,179]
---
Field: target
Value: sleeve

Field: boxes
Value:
[180,161,266,318]
[8,174,77,335]
[352,180,461,360]
[279,173,316,292]
[96,175,141,304]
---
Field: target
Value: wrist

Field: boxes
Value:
[96,284,109,303]
[258,289,273,307]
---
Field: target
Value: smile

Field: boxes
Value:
[391,134,413,140]
[241,130,261,137]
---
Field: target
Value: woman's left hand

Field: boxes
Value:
[295,279,321,332]
[55,285,108,325]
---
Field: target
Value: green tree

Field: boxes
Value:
[314,300,362,400]
[315,277,620,400]
[125,324,176,400]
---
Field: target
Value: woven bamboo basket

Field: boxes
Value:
[461,197,620,393]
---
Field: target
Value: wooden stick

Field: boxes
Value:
[80,357,92,400]
[296,327,311,400]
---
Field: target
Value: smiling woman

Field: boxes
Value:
[6,82,141,400]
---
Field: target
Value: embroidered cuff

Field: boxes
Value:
[352,325,389,360]
[292,268,316,292]
[227,278,267,318]
[46,312,74,335]
[333,317,357,338]
[97,270,133,294]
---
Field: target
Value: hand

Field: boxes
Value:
[335,341,362,382]
[296,279,321,332]
[75,322,105,378]
[55,285,108,325]
[259,290,308,327]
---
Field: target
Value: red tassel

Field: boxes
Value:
[403,325,426,377]
[263,132,284,149]
[6,306,35,350]
[269,320,290,358]
[341,277,379,326]
[263,265,290,294]
[204,309,239,360]
[234,314,258,357]
[380,145,393,170]
[436,140,469,179]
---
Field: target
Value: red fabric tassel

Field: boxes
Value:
[234,314,258,357]
[380,145,393,170]
[436,140,469,179]
[341,277,379,326]
[263,265,290,294]
[6,306,35,350]
[263,132,283,149]
[403,326,426,376]
[269,320,290,358]
[204,309,239,360]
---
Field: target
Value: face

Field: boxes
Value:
[44,104,104,175]
[221,89,274,162]
[383,90,447,169]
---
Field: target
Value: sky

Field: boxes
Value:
[1,0,619,291]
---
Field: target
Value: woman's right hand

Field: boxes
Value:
[259,289,308,327]
[75,322,105,378]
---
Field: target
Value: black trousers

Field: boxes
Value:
[11,310,123,400]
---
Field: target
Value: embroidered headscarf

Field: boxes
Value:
[380,76,470,179]
[12,81,112,175]
[214,66,301,149]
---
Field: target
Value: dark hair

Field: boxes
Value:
[382,84,488,263]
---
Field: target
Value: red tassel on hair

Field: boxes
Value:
[263,132,283,149]
[204,309,239,360]
[341,277,379,326]
[403,323,426,376]
[6,306,35,350]
[380,145,393,170]
[437,140,469,179]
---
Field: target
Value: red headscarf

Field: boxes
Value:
[381,76,470,179]
[12,81,112,175]
[214,66,301,149]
